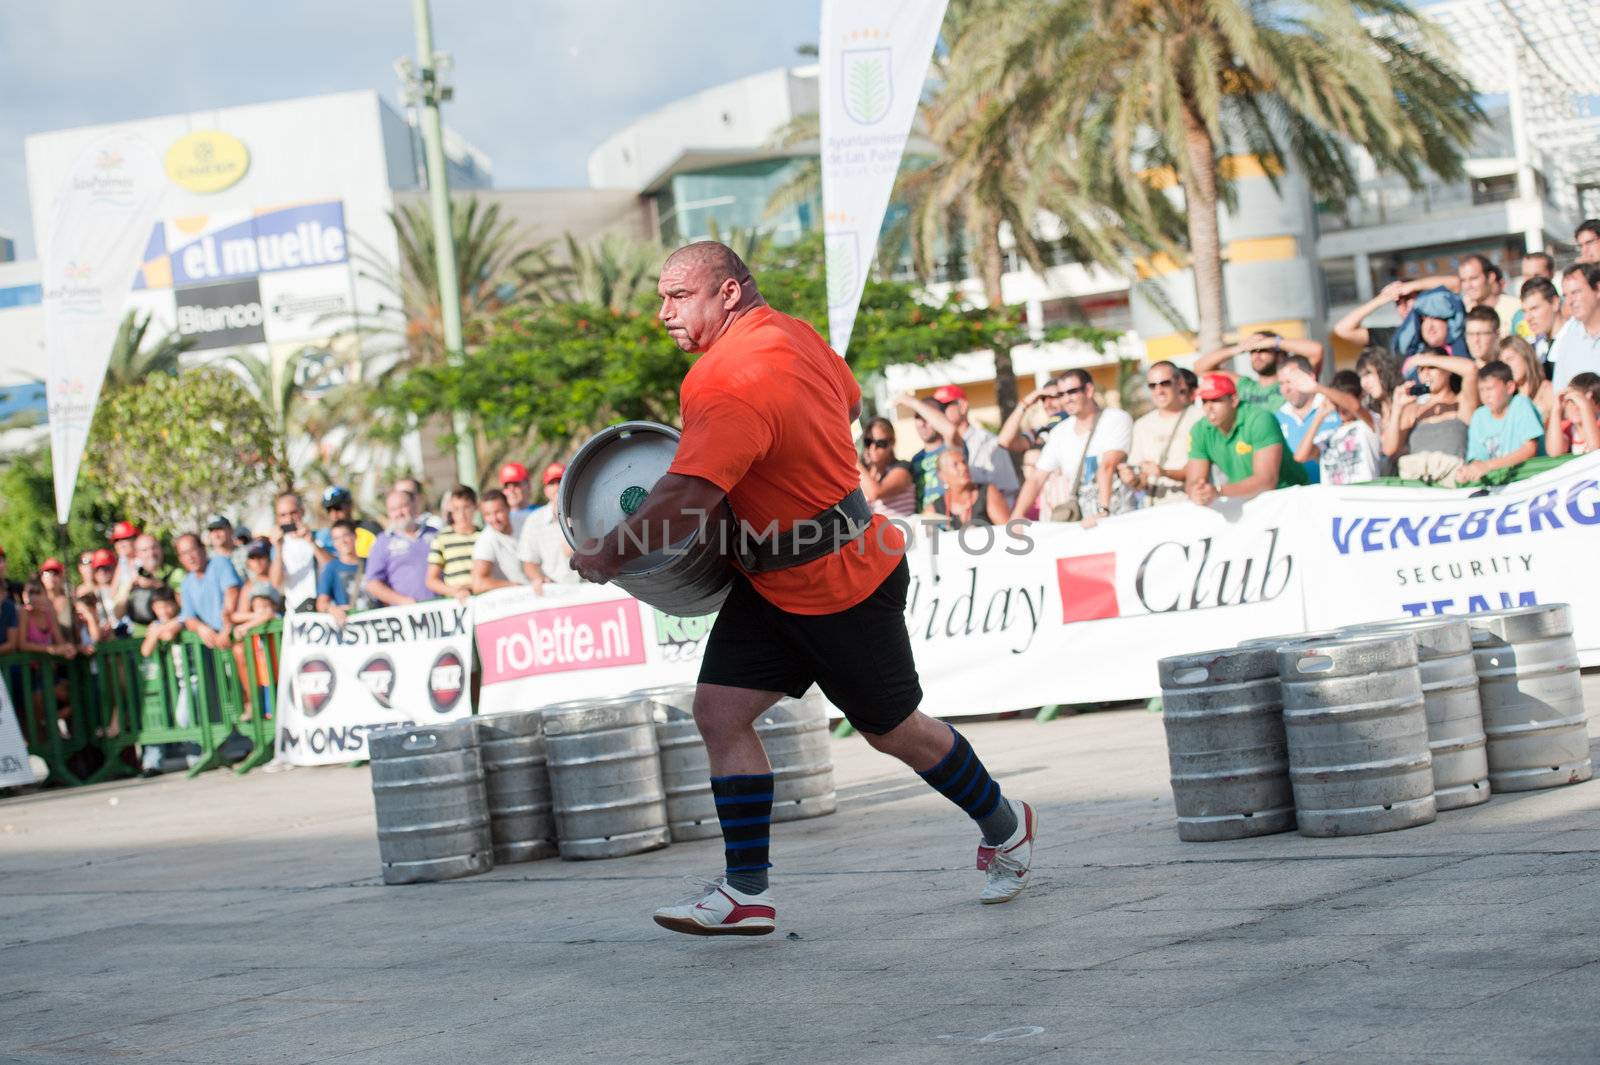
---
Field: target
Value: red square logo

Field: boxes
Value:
[1056,553,1120,624]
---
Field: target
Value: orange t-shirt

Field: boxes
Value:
[667,305,905,614]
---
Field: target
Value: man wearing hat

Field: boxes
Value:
[927,383,1020,507]
[516,463,578,593]
[109,520,141,597]
[314,487,379,558]
[206,516,251,580]
[1184,373,1307,506]
[497,462,536,536]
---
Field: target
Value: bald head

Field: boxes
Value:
[657,241,766,353]
[663,241,755,290]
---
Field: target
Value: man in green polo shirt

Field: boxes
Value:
[1185,373,1308,505]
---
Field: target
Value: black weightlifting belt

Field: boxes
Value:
[733,488,874,574]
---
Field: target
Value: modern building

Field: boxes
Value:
[1,90,492,456]
[585,65,1139,440]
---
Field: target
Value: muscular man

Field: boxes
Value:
[574,242,1036,936]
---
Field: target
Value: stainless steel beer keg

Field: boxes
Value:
[1157,646,1296,841]
[559,421,732,617]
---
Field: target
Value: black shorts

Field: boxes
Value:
[698,557,922,735]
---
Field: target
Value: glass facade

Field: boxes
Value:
[652,159,815,245]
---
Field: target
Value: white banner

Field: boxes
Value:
[1298,452,1600,664]
[273,601,474,765]
[475,486,1309,715]
[819,0,948,358]
[472,455,1600,715]
[30,131,167,522]
[0,680,36,788]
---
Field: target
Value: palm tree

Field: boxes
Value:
[102,310,196,392]
[954,0,1483,355]
[558,232,664,312]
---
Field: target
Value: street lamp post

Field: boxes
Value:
[402,0,477,487]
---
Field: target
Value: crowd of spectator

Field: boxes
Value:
[0,459,583,769]
[861,221,1600,521]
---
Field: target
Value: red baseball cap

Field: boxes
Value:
[498,461,529,486]
[91,548,117,569]
[1196,374,1238,401]
[110,520,140,542]
[40,557,65,574]
[931,384,968,404]
[541,462,566,485]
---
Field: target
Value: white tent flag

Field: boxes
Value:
[32,132,166,522]
[819,0,948,359]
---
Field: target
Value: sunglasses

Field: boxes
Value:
[864,438,893,448]
[1147,378,1176,389]
[1059,386,1085,397]
[79,555,94,565]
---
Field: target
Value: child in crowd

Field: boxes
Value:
[1291,370,1384,485]
[1545,371,1600,457]
[138,587,195,775]
[1458,360,1545,484]
[19,578,76,740]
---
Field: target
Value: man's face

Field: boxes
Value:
[1562,273,1598,323]
[657,260,737,353]
[176,537,205,574]
[275,497,304,529]
[331,525,356,558]
[446,495,477,530]
[1420,316,1449,349]
[1521,257,1550,281]
[325,503,350,523]
[1478,375,1513,415]
[1203,395,1238,431]
[1061,379,1091,418]
[912,414,939,445]
[502,480,527,510]
[1465,320,1499,361]
[385,492,416,531]
[1522,292,1558,337]
[1146,367,1183,412]
[1458,258,1488,303]
[1247,341,1279,376]
[1577,230,1600,264]
[937,452,970,488]
[481,498,511,535]
[137,536,163,569]
[1040,387,1064,417]
[943,398,968,426]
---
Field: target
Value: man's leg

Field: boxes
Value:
[862,710,1019,848]
[694,683,780,895]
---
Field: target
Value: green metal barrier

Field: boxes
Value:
[1,619,285,787]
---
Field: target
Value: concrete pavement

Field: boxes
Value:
[3,676,1599,1065]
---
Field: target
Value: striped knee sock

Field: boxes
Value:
[918,725,1017,845]
[712,773,773,895]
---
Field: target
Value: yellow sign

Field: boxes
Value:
[164,130,249,193]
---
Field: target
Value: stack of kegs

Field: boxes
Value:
[1156,602,1589,842]
[365,686,839,882]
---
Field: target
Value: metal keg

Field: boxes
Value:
[1156,646,1295,842]
[1278,633,1437,837]
[542,695,671,859]
[475,711,557,863]
[368,720,493,885]
[637,683,721,842]
[1341,616,1490,811]
[1466,604,1592,792]
[1237,628,1349,651]
[757,690,837,823]
[560,421,732,617]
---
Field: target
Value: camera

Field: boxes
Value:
[279,522,297,535]
[1409,381,1430,397]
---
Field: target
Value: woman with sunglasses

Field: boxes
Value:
[856,417,917,519]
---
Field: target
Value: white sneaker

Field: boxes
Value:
[979,799,1037,905]
[653,876,776,937]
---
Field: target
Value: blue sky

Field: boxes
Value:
[0,1,820,258]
